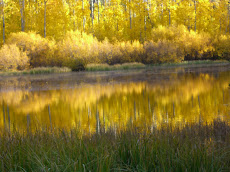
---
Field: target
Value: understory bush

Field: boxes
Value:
[182,31,214,60]
[149,25,214,61]
[6,32,57,67]
[56,31,100,70]
[144,40,184,63]
[213,35,230,61]
[0,26,229,71]
[0,44,29,70]
[98,39,144,65]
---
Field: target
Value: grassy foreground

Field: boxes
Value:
[1,120,230,171]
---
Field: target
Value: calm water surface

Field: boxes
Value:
[0,66,229,135]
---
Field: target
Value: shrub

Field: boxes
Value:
[97,39,115,64]
[98,40,144,65]
[2,27,227,71]
[213,35,230,61]
[144,40,184,63]
[6,32,57,67]
[56,31,100,70]
[150,25,187,42]
[114,41,144,64]
[150,25,214,60]
[0,44,29,70]
[181,31,214,60]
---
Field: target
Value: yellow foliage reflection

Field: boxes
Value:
[0,71,229,135]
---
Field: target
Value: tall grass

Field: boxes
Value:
[0,67,71,76]
[86,60,229,72]
[0,120,230,171]
[24,67,72,74]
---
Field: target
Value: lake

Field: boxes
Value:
[0,65,229,135]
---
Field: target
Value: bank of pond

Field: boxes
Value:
[0,60,229,76]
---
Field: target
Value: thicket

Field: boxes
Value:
[0,44,29,70]
[6,32,56,67]
[0,26,229,71]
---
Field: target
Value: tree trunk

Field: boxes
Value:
[129,0,132,29]
[169,9,171,26]
[145,0,148,40]
[228,0,230,33]
[82,0,85,31]
[2,10,5,43]
[168,0,171,26]
[44,0,47,38]
[194,0,196,32]
[20,0,25,32]
[91,0,94,32]
[97,0,99,23]
[2,0,5,43]
[73,1,75,31]
[219,19,221,33]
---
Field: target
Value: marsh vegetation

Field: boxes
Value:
[1,120,230,171]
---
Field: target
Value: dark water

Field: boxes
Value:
[0,65,229,135]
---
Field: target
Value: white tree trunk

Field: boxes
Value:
[44,0,47,38]
[194,0,197,32]
[20,0,25,31]
[2,0,5,43]
[129,0,132,29]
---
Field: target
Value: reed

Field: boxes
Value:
[0,120,230,171]
[86,60,229,72]
[0,67,71,76]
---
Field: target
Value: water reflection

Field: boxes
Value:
[0,71,229,135]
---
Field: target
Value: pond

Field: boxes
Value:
[0,65,229,135]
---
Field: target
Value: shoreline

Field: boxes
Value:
[0,62,229,92]
[86,60,230,72]
[0,60,229,76]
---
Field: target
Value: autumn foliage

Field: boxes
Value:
[213,35,230,61]
[6,32,56,67]
[0,26,229,71]
[0,0,230,71]
[0,44,29,70]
